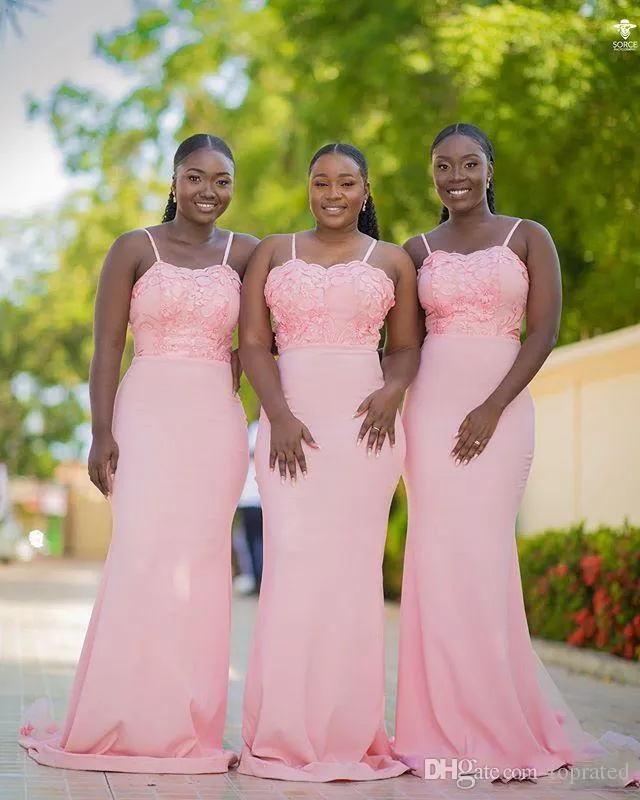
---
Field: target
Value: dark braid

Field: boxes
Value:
[309,143,380,239]
[358,196,380,240]
[162,193,177,224]
[162,133,235,223]
[430,123,496,224]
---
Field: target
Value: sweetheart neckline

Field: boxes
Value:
[267,258,396,291]
[419,245,528,277]
[133,260,241,291]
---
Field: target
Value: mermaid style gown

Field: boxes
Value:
[20,229,248,773]
[239,235,409,782]
[394,219,622,776]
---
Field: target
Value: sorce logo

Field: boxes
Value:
[613,18,638,50]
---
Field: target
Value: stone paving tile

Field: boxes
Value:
[1,561,639,800]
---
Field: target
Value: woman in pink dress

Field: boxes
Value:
[394,122,629,779]
[19,134,257,773]
[238,143,420,781]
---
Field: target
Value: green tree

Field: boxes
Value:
[2,0,639,476]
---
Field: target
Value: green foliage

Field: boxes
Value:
[518,523,640,660]
[0,217,88,477]
[2,0,639,475]
[385,516,640,661]
[383,482,408,600]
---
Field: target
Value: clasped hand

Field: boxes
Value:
[269,412,318,484]
[452,399,503,464]
[268,385,402,484]
[354,384,402,456]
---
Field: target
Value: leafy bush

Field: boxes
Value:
[518,523,640,661]
[384,514,640,662]
[383,482,407,601]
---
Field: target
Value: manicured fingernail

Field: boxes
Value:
[375,451,380,458]
[280,476,286,485]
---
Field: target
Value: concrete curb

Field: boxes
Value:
[533,637,640,686]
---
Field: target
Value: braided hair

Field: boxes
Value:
[430,123,496,224]
[308,143,380,239]
[162,134,235,223]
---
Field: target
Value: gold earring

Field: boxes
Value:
[362,200,368,212]
[170,188,176,202]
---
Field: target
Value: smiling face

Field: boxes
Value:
[308,152,369,230]
[431,133,493,216]
[173,148,235,224]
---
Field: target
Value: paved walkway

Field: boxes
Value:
[0,561,638,800]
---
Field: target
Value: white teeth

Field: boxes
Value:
[196,202,216,208]
[448,189,470,195]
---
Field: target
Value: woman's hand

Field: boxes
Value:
[269,412,319,484]
[231,348,242,395]
[354,384,403,456]
[452,399,503,464]
[88,431,119,497]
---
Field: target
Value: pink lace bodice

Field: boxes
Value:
[129,230,240,362]
[418,221,529,340]
[265,237,395,352]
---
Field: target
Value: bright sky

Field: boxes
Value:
[0,0,137,216]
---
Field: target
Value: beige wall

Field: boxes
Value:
[55,462,112,559]
[519,324,640,534]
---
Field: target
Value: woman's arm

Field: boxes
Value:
[230,232,260,281]
[228,232,260,393]
[238,237,317,483]
[356,245,421,454]
[402,235,427,346]
[453,220,562,464]
[88,231,141,495]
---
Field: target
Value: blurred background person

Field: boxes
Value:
[235,419,263,595]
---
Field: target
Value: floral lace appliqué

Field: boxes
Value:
[265,260,395,351]
[130,262,241,361]
[418,246,528,339]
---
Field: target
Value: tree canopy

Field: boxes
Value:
[2,0,638,475]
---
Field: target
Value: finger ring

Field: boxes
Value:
[372,426,381,432]
[474,439,481,445]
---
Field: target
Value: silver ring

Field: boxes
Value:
[474,439,481,445]
[372,426,381,432]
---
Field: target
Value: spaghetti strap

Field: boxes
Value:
[503,219,522,248]
[143,228,160,262]
[420,233,432,256]
[291,234,296,261]
[222,231,234,266]
[362,238,377,264]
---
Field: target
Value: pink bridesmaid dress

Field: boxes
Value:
[395,220,609,776]
[239,235,408,782]
[19,229,248,773]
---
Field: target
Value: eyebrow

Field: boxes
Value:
[184,167,233,176]
[312,172,357,178]
[434,153,481,160]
